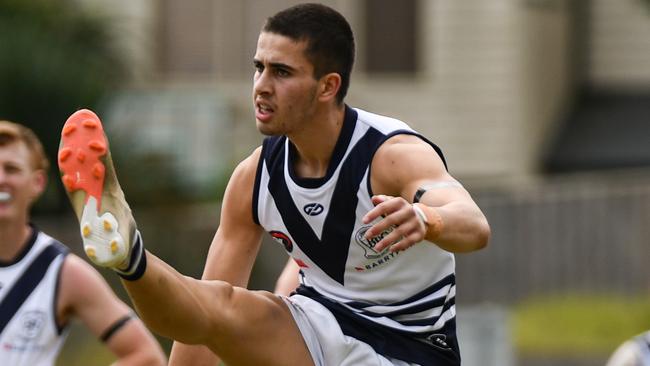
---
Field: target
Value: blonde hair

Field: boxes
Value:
[0,120,50,172]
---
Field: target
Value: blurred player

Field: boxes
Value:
[606,331,650,366]
[59,4,490,366]
[0,121,166,366]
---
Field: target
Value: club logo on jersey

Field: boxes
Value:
[354,225,392,259]
[18,311,46,340]
[270,230,293,252]
[303,203,324,216]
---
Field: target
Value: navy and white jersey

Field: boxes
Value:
[606,331,650,366]
[634,332,650,364]
[254,106,460,365]
[633,332,650,365]
[0,228,70,366]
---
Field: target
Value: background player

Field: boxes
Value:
[0,120,166,366]
[606,331,650,366]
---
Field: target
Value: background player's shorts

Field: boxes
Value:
[283,294,418,366]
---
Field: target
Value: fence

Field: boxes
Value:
[35,169,650,305]
[458,169,650,305]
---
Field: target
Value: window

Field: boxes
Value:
[364,0,418,74]
[156,0,215,77]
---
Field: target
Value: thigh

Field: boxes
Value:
[204,284,314,366]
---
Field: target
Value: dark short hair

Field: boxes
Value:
[0,120,50,172]
[263,3,355,104]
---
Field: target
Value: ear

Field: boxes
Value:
[318,73,342,102]
[30,169,47,201]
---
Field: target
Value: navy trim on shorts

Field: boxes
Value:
[296,285,461,366]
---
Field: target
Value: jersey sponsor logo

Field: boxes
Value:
[303,203,324,216]
[270,230,293,252]
[354,225,401,271]
[354,225,392,259]
[2,342,46,352]
[354,251,400,271]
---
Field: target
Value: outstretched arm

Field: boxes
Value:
[364,134,490,253]
[58,255,166,366]
[274,258,300,296]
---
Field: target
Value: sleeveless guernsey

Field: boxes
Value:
[0,228,70,366]
[253,106,461,365]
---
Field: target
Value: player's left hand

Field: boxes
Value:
[362,195,426,253]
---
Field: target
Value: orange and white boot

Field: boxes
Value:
[58,109,145,279]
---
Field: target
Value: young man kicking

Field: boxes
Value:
[58,4,490,365]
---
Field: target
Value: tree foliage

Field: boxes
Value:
[0,0,126,211]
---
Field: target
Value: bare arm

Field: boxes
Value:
[274,258,300,296]
[168,148,265,366]
[364,134,490,253]
[58,255,166,366]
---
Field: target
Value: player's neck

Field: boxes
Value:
[0,219,31,262]
[289,104,345,178]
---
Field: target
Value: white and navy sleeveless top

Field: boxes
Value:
[631,332,650,364]
[254,106,461,365]
[0,227,70,366]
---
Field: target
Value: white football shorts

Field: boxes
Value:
[283,294,418,366]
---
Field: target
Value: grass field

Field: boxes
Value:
[513,293,650,358]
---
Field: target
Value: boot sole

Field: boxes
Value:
[59,109,129,267]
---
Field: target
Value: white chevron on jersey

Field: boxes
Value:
[254,106,457,336]
[0,229,70,366]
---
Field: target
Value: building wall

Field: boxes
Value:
[77,0,648,184]
[351,0,573,180]
[351,0,530,178]
[215,0,575,181]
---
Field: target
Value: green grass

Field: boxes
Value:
[512,293,650,357]
[57,322,114,366]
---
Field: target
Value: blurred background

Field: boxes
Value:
[2,0,649,365]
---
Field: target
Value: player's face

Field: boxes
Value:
[0,142,44,223]
[252,32,320,136]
